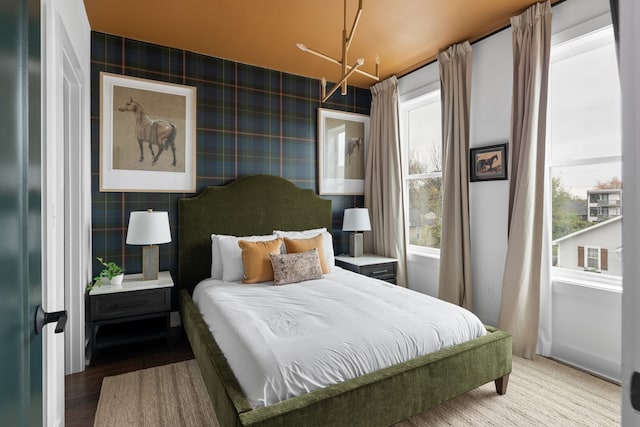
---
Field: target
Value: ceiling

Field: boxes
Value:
[83,0,560,89]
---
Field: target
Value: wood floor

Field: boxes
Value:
[65,327,194,427]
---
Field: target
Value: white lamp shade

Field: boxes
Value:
[342,208,371,232]
[126,210,172,245]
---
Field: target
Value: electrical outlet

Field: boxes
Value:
[487,286,494,296]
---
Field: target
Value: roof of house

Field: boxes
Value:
[552,215,622,244]
[566,199,587,216]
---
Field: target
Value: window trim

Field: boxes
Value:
[552,266,621,290]
[548,23,621,287]
[399,88,442,255]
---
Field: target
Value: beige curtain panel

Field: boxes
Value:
[364,76,408,287]
[498,0,552,360]
[437,41,473,310]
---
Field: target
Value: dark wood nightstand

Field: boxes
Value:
[335,254,398,284]
[88,271,173,365]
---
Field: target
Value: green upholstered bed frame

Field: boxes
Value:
[178,174,512,427]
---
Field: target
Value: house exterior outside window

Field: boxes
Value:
[553,216,620,276]
[587,189,622,222]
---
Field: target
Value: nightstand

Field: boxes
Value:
[335,254,398,284]
[88,271,173,365]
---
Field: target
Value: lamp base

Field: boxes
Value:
[141,245,159,280]
[348,232,364,257]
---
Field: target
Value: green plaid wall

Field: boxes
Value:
[91,32,371,304]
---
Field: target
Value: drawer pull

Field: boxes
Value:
[112,300,148,309]
[371,270,389,275]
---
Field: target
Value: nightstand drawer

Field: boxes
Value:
[335,255,398,284]
[359,262,396,280]
[90,288,171,320]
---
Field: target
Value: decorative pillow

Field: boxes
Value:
[283,234,329,274]
[217,234,278,282]
[269,249,323,285]
[238,238,283,284]
[274,228,335,271]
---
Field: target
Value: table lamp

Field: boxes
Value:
[342,208,371,257]
[126,209,171,280]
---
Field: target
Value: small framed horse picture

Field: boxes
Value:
[100,72,196,192]
[469,143,508,182]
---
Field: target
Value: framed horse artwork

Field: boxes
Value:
[469,143,508,182]
[100,72,196,192]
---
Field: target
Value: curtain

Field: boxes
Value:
[437,41,473,310]
[498,0,552,360]
[364,76,407,287]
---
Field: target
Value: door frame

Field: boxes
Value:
[41,0,90,424]
[621,0,640,424]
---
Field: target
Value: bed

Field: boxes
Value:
[178,174,512,427]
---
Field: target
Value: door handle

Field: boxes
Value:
[34,305,68,335]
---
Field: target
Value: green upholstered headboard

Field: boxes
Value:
[178,175,332,294]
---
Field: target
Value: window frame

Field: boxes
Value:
[548,23,622,288]
[585,246,601,271]
[399,86,442,257]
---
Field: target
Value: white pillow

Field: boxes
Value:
[273,228,335,271]
[211,234,223,280]
[217,234,279,282]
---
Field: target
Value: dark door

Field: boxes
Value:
[0,0,43,425]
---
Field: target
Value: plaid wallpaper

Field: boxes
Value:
[90,32,371,305]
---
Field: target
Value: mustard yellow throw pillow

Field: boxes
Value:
[238,238,283,284]
[284,234,329,274]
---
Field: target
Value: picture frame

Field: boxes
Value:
[469,143,508,182]
[100,72,197,192]
[318,108,370,195]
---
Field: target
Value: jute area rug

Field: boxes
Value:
[94,356,620,427]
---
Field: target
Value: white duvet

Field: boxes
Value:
[192,267,486,408]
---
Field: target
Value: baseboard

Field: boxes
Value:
[551,344,620,383]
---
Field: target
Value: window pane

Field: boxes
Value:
[551,163,622,277]
[408,177,441,248]
[549,27,622,280]
[549,27,621,164]
[402,90,443,251]
[407,100,441,175]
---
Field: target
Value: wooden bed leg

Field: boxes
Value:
[495,374,510,395]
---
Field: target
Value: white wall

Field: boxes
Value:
[552,282,621,381]
[399,0,618,379]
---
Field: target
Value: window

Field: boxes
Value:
[586,247,600,270]
[548,25,622,281]
[576,246,609,272]
[400,90,442,252]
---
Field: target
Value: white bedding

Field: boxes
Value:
[192,267,487,408]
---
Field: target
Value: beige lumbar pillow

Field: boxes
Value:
[284,234,329,274]
[238,238,283,284]
[270,249,323,285]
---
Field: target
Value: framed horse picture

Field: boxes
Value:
[469,143,508,182]
[100,72,197,192]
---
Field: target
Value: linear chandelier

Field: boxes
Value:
[296,0,380,103]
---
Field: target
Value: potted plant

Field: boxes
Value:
[87,257,124,291]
